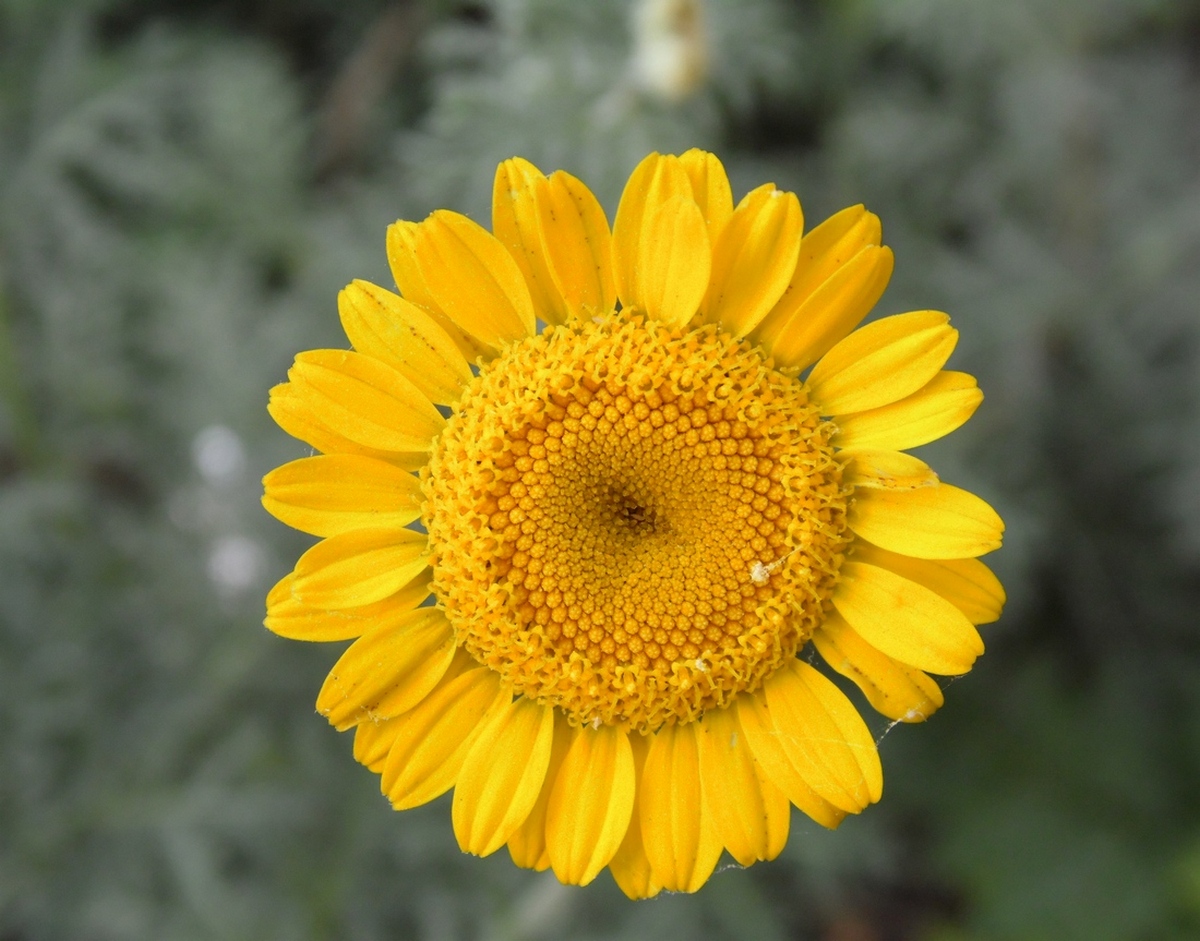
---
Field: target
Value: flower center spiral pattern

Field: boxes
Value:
[423,314,850,731]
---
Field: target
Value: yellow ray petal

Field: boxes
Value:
[639,723,724,894]
[262,454,423,537]
[291,527,429,609]
[833,370,983,452]
[702,184,803,337]
[679,148,733,242]
[852,541,1006,625]
[787,205,882,305]
[337,280,473,405]
[833,560,984,676]
[807,311,958,415]
[507,716,577,872]
[492,157,569,325]
[812,611,945,723]
[353,716,400,773]
[316,607,457,730]
[637,194,711,326]
[849,482,1005,559]
[381,662,506,810]
[762,659,883,812]
[267,383,428,470]
[608,732,661,900]
[736,693,848,829]
[545,724,636,886]
[611,152,691,310]
[264,569,431,642]
[538,170,617,320]
[288,349,445,453]
[453,696,556,857]
[841,449,939,492]
[386,220,492,362]
[414,210,536,350]
[755,206,892,370]
[697,705,790,866]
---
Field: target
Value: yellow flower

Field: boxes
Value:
[262,151,1005,898]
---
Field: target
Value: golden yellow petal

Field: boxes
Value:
[263,569,432,642]
[808,310,958,415]
[537,170,617,320]
[267,382,427,471]
[316,607,457,730]
[697,704,790,866]
[611,152,691,310]
[833,370,983,451]
[812,611,945,723]
[414,210,536,350]
[381,662,506,810]
[545,725,636,886]
[849,483,1005,559]
[492,157,569,325]
[337,280,472,405]
[288,349,445,453]
[639,723,724,894]
[386,219,492,362]
[637,194,711,326]
[833,560,984,676]
[755,206,892,370]
[678,148,733,242]
[353,716,400,773]
[703,184,803,337]
[291,527,429,610]
[507,716,577,872]
[761,659,883,812]
[608,732,662,900]
[261,454,422,537]
[840,449,939,492]
[851,541,1006,625]
[736,693,848,829]
[452,696,555,857]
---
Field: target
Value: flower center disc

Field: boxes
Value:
[423,314,849,731]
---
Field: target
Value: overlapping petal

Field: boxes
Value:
[755,205,893,370]
[852,541,1006,625]
[267,382,427,470]
[833,561,983,675]
[381,662,506,810]
[607,732,661,899]
[287,349,445,453]
[316,607,456,730]
[265,569,431,642]
[849,483,1005,559]
[639,723,724,893]
[337,279,472,404]
[545,725,636,886]
[290,527,429,609]
[702,184,802,337]
[833,370,983,451]
[813,611,945,722]
[453,696,556,857]
[808,310,958,415]
[611,152,693,311]
[761,660,882,812]
[697,704,790,866]
[262,453,423,537]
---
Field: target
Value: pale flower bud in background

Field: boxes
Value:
[629,0,708,102]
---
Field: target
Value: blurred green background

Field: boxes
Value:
[2,0,1200,938]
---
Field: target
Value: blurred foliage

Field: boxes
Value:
[2,0,1199,939]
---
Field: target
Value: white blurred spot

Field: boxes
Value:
[192,425,246,487]
[630,0,708,102]
[207,535,263,595]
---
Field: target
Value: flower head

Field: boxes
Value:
[263,150,1005,897]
